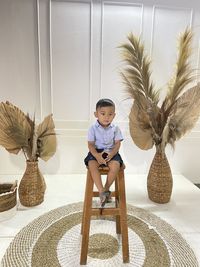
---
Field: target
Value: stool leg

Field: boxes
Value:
[118,170,129,263]
[80,170,94,265]
[81,172,89,235]
[115,177,121,234]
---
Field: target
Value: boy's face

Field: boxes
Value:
[94,106,115,127]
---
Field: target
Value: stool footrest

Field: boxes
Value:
[91,208,120,216]
[93,191,116,197]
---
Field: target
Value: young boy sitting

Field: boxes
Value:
[84,98,124,207]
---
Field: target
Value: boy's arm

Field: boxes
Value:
[88,141,107,165]
[106,140,121,162]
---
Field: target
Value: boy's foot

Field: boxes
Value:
[105,190,112,203]
[99,191,112,207]
[99,191,107,207]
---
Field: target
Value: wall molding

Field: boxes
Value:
[100,1,143,98]
[150,5,193,57]
[49,0,92,121]
[37,0,43,120]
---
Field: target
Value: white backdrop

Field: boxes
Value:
[0,0,200,182]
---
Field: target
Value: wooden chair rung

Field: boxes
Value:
[93,191,116,197]
[91,207,120,216]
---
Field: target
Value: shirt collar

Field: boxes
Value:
[95,120,114,128]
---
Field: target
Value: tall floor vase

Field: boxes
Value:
[147,149,173,204]
[19,161,46,207]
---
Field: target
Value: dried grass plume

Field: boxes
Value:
[120,28,200,153]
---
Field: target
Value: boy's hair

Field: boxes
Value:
[96,98,115,110]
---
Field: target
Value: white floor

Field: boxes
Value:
[0,173,200,265]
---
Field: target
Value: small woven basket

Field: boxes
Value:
[147,151,173,204]
[0,181,17,212]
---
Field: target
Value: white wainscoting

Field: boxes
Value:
[0,0,200,183]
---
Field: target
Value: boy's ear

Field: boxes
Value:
[94,111,97,118]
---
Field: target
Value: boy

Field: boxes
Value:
[84,98,123,207]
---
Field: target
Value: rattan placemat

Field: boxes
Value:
[1,202,198,267]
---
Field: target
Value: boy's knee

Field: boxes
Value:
[108,161,120,171]
[88,160,99,169]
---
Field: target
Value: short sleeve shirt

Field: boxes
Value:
[87,120,123,150]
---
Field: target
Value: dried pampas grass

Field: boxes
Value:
[120,28,200,153]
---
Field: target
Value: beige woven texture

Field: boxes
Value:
[1,203,198,267]
[18,161,46,207]
[0,181,17,212]
[147,152,173,204]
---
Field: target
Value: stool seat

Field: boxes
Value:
[80,165,129,264]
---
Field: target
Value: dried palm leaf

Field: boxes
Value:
[0,102,31,154]
[37,114,55,138]
[25,113,36,160]
[0,102,57,161]
[37,114,56,161]
[129,103,154,150]
[38,134,56,161]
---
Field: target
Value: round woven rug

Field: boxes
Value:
[1,202,198,267]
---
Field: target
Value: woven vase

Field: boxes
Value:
[19,161,46,207]
[147,150,173,204]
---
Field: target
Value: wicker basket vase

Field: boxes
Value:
[19,161,46,207]
[147,149,173,204]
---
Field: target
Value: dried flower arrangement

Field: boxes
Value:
[0,101,57,206]
[120,28,200,203]
[0,101,56,162]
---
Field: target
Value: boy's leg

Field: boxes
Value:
[88,160,104,193]
[104,160,120,191]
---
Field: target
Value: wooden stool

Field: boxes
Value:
[80,165,129,265]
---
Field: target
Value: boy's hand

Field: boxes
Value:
[103,152,114,162]
[95,153,107,165]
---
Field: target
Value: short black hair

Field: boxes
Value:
[96,98,115,110]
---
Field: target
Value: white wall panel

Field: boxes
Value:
[0,0,41,119]
[0,0,200,183]
[193,9,200,82]
[37,0,52,118]
[101,2,143,122]
[151,6,193,89]
[50,0,91,121]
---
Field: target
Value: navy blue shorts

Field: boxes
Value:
[84,149,123,166]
